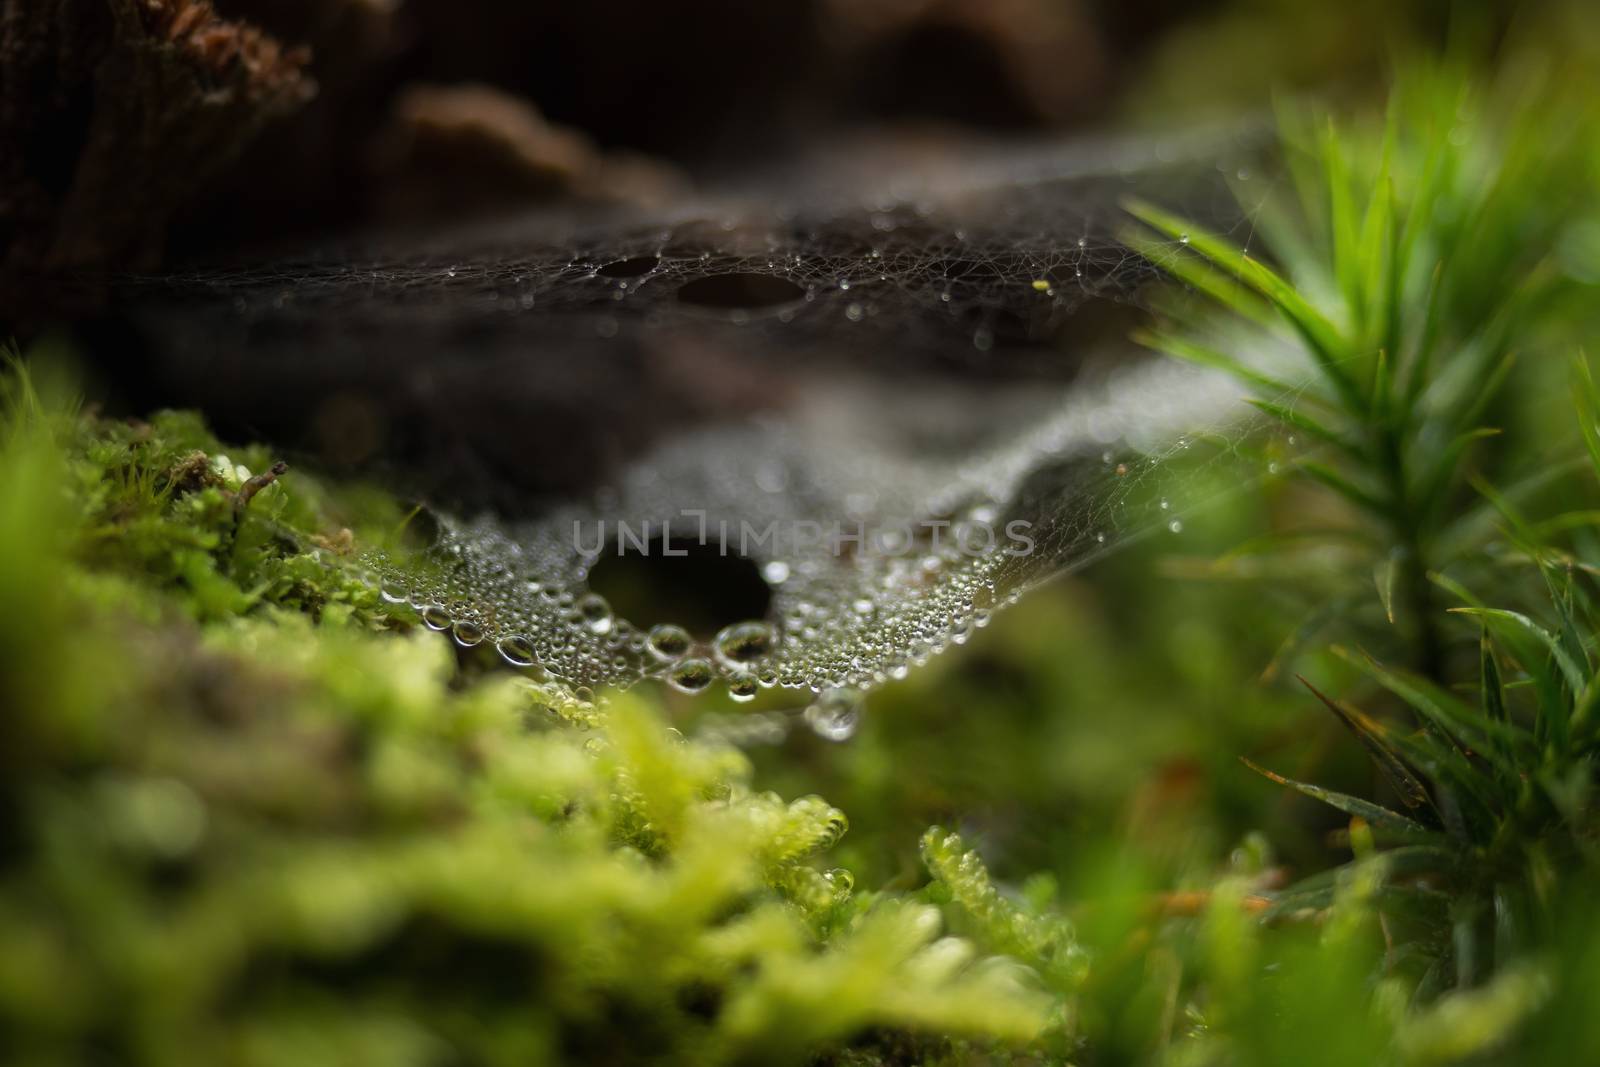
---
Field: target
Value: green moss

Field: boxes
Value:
[0,360,1073,1065]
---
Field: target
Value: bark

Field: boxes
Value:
[1,0,313,319]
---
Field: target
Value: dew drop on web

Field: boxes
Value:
[669,657,716,694]
[805,689,864,741]
[646,623,692,662]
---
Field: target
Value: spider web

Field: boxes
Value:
[116,123,1275,735]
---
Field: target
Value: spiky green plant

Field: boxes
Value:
[1124,54,1600,1012]
[1129,59,1600,679]
[1168,377,1600,1063]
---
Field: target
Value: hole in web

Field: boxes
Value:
[585,538,772,638]
[397,504,446,553]
[597,255,660,278]
[676,273,806,310]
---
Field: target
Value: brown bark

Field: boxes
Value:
[369,84,687,222]
[1,0,314,315]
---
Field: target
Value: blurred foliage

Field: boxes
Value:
[1123,0,1600,123]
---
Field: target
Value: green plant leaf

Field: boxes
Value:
[1450,608,1586,698]
[1239,757,1436,840]
[1333,646,1533,771]
[1132,329,1303,398]
[1125,199,1359,409]
[1297,675,1434,813]
[1245,398,1358,455]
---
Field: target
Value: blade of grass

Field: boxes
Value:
[1132,329,1305,399]
[1240,757,1435,839]
[1297,675,1435,814]
[1126,199,1360,411]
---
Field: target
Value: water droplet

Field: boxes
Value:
[1168,519,1183,534]
[646,623,692,662]
[452,619,484,647]
[576,592,613,634]
[421,605,451,630]
[669,658,714,693]
[804,688,863,741]
[714,621,775,666]
[379,578,410,604]
[496,634,538,667]
[727,674,759,702]
[762,560,791,585]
